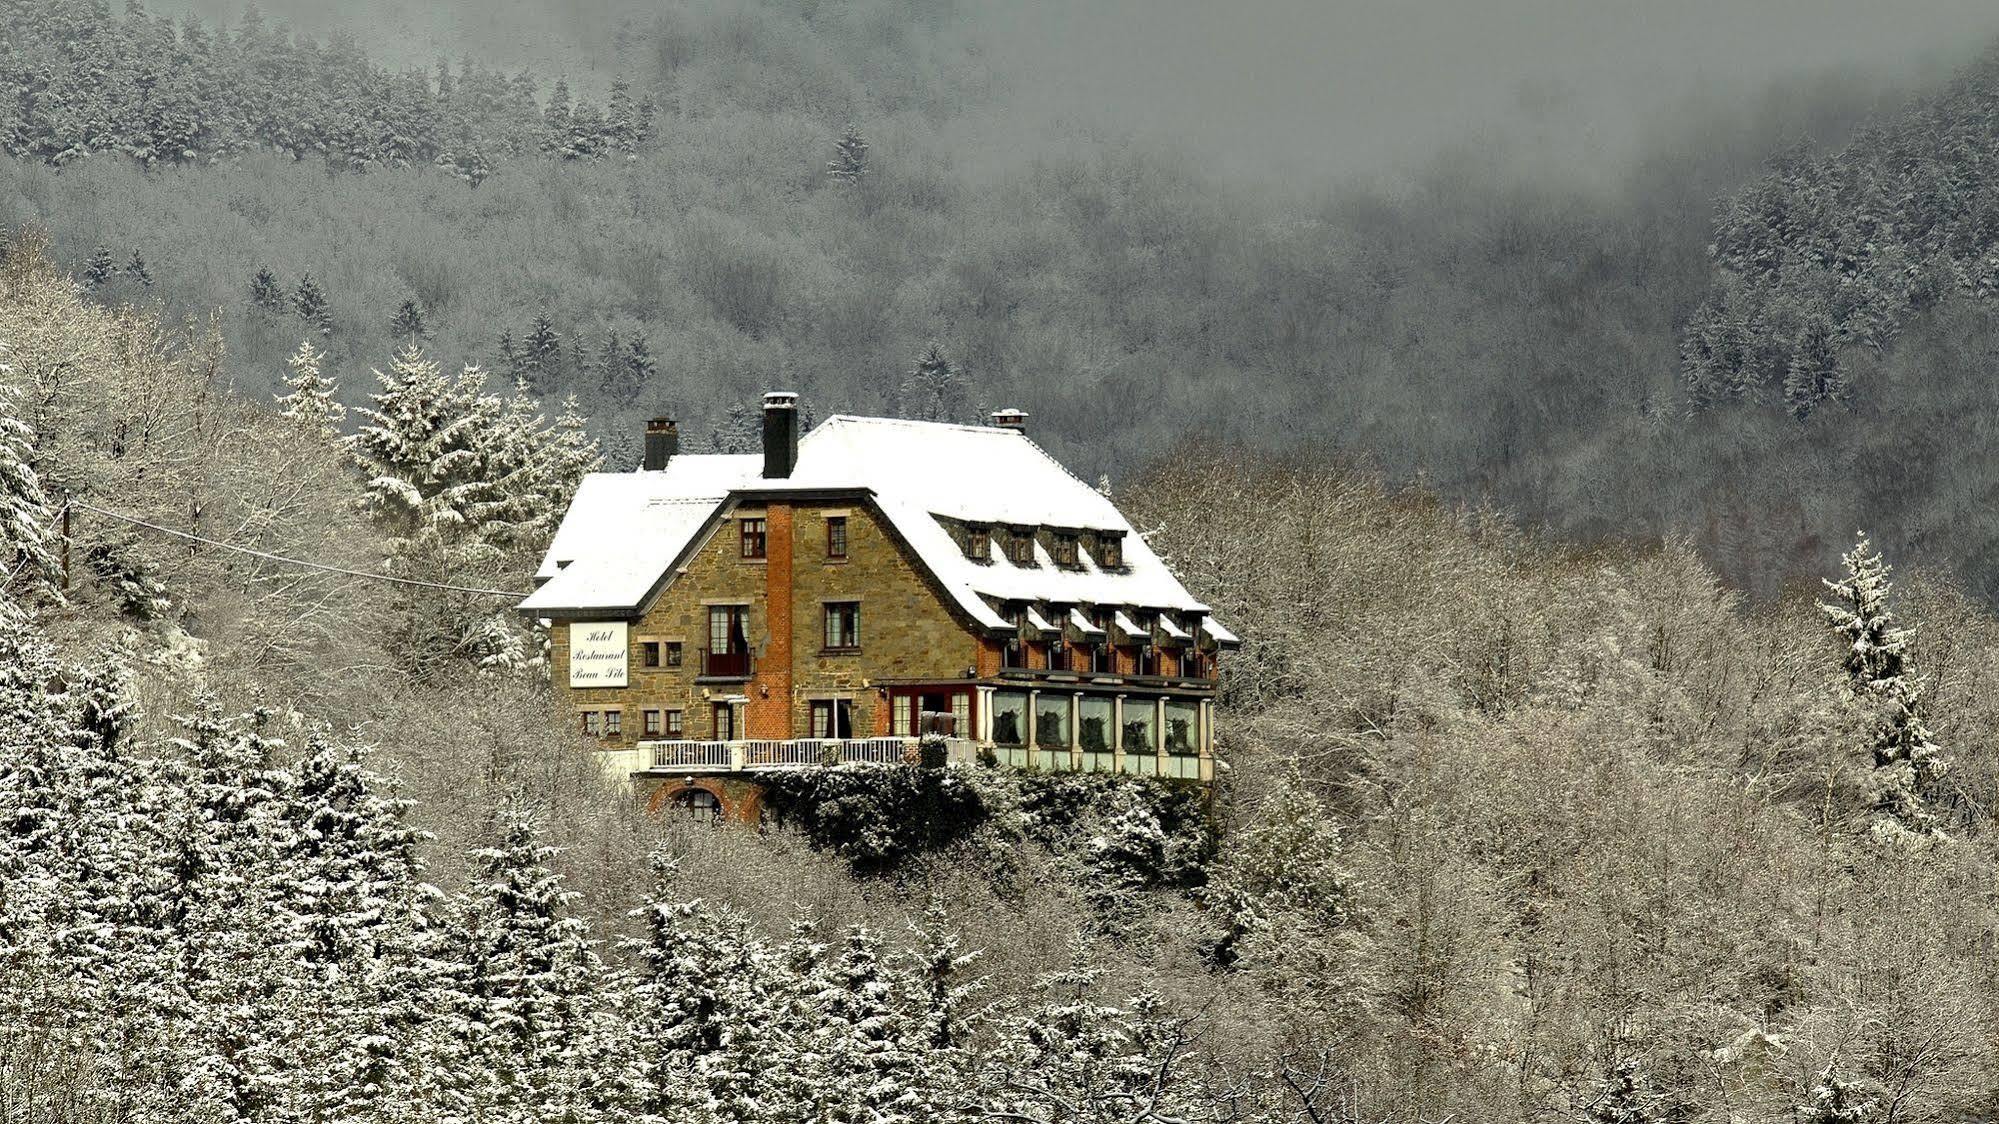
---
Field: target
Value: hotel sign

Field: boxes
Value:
[569,622,628,688]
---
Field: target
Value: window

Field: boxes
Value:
[823,602,861,650]
[707,606,750,678]
[640,641,661,668]
[581,711,601,737]
[1165,701,1199,755]
[810,699,855,738]
[740,517,767,559]
[1052,532,1079,567]
[665,641,683,668]
[1122,702,1155,753]
[665,709,684,738]
[1006,527,1036,566]
[1097,532,1124,569]
[965,524,991,561]
[893,695,915,737]
[604,710,622,737]
[1036,696,1070,748]
[826,516,848,559]
[1079,697,1114,753]
[991,691,1028,746]
[643,709,662,737]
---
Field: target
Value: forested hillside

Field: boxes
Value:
[9,227,1999,1117]
[9,0,1986,603]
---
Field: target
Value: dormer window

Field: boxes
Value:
[1097,532,1124,569]
[1052,531,1079,568]
[1006,527,1036,566]
[966,524,991,562]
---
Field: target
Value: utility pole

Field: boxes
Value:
[59,490,70,593]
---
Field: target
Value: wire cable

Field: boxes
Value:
[68,499,530,599]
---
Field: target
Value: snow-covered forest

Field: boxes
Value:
[10,0,1999,1120]
[4,222,1999,1119]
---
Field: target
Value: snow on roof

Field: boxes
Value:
[1112,611,1146,640]
[521,455,757,614]
[1025,607,1059,634]
[521,415,1230,638]
[1070,608,1105,635]
[1157,615,1191,640]
[1201,616,1240,646]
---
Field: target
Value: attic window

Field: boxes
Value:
[1052,531,1079,568]
[965,524,991,562]
[740,517,767,560]
[1006,527,1036,566]
[1097,532,1124,570]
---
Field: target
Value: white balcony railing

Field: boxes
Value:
[645,737,922,773]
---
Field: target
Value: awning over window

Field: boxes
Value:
[1112,611,1146,641]
[1070,608,1106,635]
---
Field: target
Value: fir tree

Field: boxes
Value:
[295,273,331,336]
[903,341,960,422]
[274,338,344,436]
[625,336,658,400]
[1821,533,1947,839]
[249,266,284,312]
[391,297,428,342]
[123,249,151,287]
[0,377,64,604]
[1796,1064,1878,1124]
[83,246,115,289]
[523,315,562,393]
[828,122,869,185]
[1587,1059,1655,1124]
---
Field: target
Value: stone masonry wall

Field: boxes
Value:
[550,497,986,751]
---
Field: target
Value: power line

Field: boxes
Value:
[68,499,530,599]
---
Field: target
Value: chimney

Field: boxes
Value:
[990,408,1028,432]
[762,392,799,479]
[643,417,679,471]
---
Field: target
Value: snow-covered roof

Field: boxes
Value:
[1070,609,1105,635]
[520,456,756,614]
[521,415,1235,643]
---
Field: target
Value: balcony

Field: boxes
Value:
[641,736,965,773]
[699,647,752,680]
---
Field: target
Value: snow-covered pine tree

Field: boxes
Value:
[249,266,285,311]
[828,123,869,184]
[1586,1059,1656,1124]
[804,926,929,1124]
[905,898,982,1054]
[123,249,151,286]
[433,806,607,1122]
[0,375,65,604]
[391,297,428,342]
[267,736,433,1122]
[607,78,637,156]
[540,78,574,157]
[274,338,345,436]
[1796,1064,1878,1124]
[902,341,959,422]
[975,950,1205,1124]
[1820,533,1947,839]
[1202,780,1357,971]
[1783,308,1842,420]
[625,336,658,400]
[523,315,562,393]
[295,273,331,336]
[83,246,115,289]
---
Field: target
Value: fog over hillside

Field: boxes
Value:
[165,0,1999,186]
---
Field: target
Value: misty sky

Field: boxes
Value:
[975,0,1999,185]
[166,0,1999,187]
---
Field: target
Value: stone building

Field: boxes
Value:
[519,393,1237,819]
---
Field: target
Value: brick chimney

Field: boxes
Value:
[643,417,679,471]
[989,408,1028,432]
[762,392,798,479]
